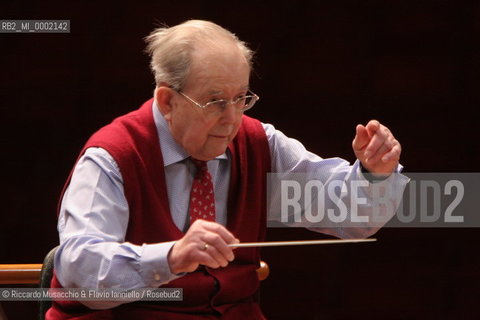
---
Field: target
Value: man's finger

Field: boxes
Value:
[200,244,230,268]
[365,120,380,135]
[203,221,239,245]
[202,231,235,262]
[363,129,387,161]
[197,249,221,269]
[366,137,394,163]
[352,124,370,152]
[380,143,401,162]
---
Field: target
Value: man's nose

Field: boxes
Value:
[219,104,239,124]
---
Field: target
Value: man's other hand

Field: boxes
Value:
[352,120,401,177]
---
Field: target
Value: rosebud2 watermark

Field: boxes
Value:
[267,173,480,228]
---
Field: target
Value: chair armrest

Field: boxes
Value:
[0,260,270,284]
[0,264,42,285]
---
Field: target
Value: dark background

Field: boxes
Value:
[0,0,479,319]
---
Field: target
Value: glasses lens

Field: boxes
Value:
[235,97,248,109]
[232,96,256,111]
[203,95,258,113]
[243,96,257,111]
[205,100,227,114]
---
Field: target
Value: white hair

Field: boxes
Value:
[144,20,253,90]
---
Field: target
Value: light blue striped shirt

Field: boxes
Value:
[56,101,409,309]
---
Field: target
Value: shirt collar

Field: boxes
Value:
[152,100,228,167]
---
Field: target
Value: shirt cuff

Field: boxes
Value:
[359,162,404,183]
[357,162,410,199]
[138,241,184,287]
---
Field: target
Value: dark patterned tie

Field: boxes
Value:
[189,158,216,223]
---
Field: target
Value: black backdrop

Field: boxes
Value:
[0,1,479,319]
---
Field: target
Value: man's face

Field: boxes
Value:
[162,44,251,161]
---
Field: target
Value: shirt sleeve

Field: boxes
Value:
[56,147,183,309]
[263,122,410,239]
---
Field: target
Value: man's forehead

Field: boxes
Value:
[207,85,249,96]
[188,72,249,96]
[185,45,250,94]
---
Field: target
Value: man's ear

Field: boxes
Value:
[155,86,175,120]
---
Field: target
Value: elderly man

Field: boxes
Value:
[48,20,408,319]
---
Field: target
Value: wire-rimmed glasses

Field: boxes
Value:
[176,90,259,114]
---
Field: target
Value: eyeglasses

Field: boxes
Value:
[176,89,259,114]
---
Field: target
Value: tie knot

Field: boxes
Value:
[191,158,208,171]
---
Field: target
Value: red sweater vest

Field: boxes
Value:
[48,99,271,319]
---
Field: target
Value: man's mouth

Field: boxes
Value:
[210,134,229,139]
